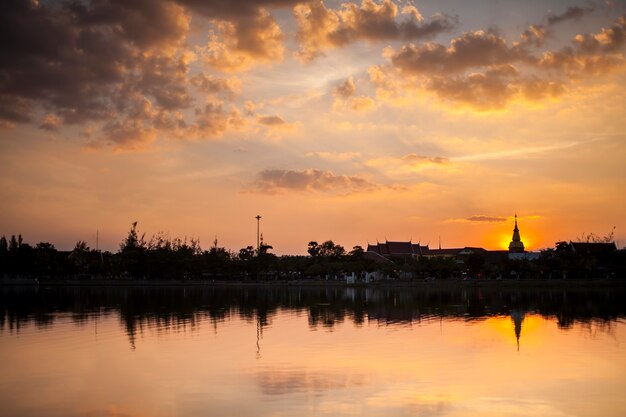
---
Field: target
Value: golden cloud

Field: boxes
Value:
[332,76,376,112]
[252,168,378,194]
[295,0,456,61]
[333,77,357,98]
[201,9,285,72]
[372,15,626,112]
[190,73,242,98]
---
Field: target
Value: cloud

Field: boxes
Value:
[190,103,245,139]
[0,0,267,147]
[0,0,194,142]
[333,77,357,98]
[101,119,157,150]
[539,15,626,76]
[39,114,62,132]
[388,30,526,76]
[448,214,543,223]
[178,1,303,70]
[347,96,376,111]
[257,115,287,126]
[252,168,377,193]
[517,24,548,48]
[402,154,450,165]
[306,151,361,161]
[547,6,595,25]
[364,153,454,178]
[332,76,375,112]
[466,215,507,223]
[445,215,507,223]
[177,0,300,20]
[372,15,626,111]
[427,65,521,110]
[572,14,626,54]
[256,114,298,134]
[0,0,191,118]
[190,73,241,98]
[295,0,456,61]
[200,8,285,72]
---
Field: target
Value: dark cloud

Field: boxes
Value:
[39,114,62,132]
[201,8,285,71]
[257,115,287,126]
[190,73,240,98]
[466,215,507,223]
[390,30,525,76]
[253,169,377,193]
[177,0,300,20]
[402,154,449,164]
[0,0,265,145]
[178,0,305,71]
[0,0,191,133]
[547,6,595,25]
[295,0,456,61]
[333,77,356,98]
[377,15,625,110]
[0,94,32,124]
[192,103,244,138]
[427,65,519,110]
[540,15,626,75]
[517,24,548,48]
[572,14,626,53]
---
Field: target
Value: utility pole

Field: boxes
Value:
[256,215,261,255]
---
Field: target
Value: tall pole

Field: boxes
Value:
[256,215,261,255]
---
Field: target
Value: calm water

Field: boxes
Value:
[1,284,626,417]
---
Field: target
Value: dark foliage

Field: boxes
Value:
[0,225,624,281]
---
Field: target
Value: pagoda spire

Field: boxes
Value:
[509,213,525,253]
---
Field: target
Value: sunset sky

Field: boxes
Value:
[1,0,625,254]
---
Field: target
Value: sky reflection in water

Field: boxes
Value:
[0,285,625,417]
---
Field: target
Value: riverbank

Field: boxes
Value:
[2,277,626,289]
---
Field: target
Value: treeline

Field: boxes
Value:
[0,223,382,280]
[1,223,625,280]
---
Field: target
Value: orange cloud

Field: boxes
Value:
[39,114,62,132]
[252,168,378,194]
[332,76,376,112]
[373,15,626,111]
[201,9,285,72]
[190,73,242,98]
[295,0,456,61]
[333,77,357,99]
[402,154,450,165]
[190,103,245,139]
[389,30,526,76]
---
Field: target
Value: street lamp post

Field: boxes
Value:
[256,215,261,255]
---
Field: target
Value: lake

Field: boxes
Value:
[1,284,625,417]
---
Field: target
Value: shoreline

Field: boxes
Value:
[2,277,626,289]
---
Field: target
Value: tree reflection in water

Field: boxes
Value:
[1,284,625,348]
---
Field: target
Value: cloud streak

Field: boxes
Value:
[252,168,377,194]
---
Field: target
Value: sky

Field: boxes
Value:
[1,0,625,254]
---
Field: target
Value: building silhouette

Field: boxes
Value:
[508,214,525,253]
